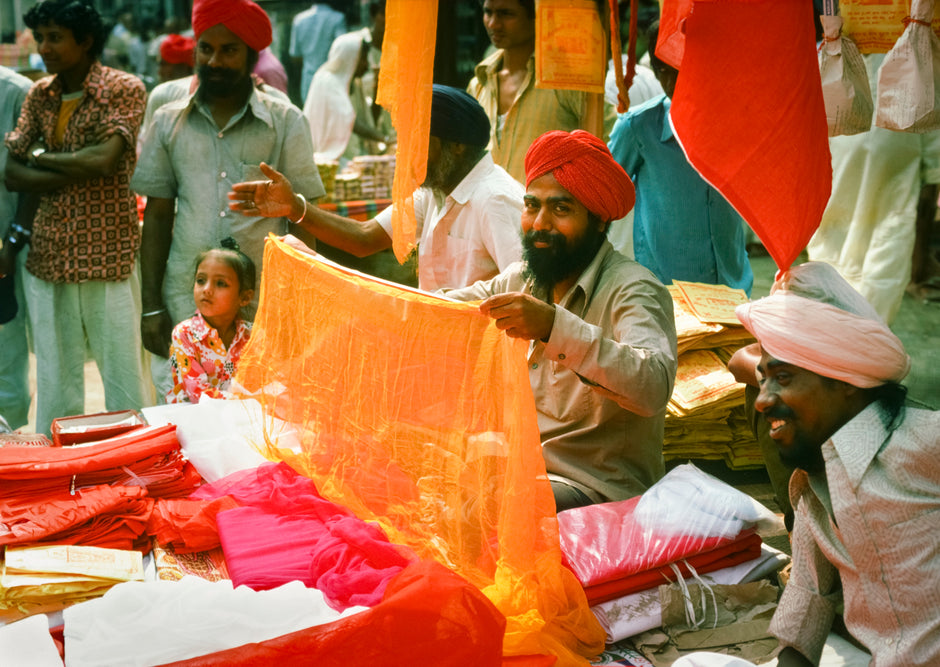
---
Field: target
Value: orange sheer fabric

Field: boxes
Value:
[233,238,605,665]
[375,0,437,263]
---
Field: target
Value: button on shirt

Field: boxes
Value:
[608,95,753,294]
[375,153,523,291]
[445,241,677,503]
[769,402,940,666]
[131,88,324,324]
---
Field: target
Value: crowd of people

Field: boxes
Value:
[0,0,938,664]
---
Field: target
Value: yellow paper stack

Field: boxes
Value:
[665,282,761,470]
[0,544,144,623]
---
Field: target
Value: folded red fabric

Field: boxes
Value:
[581,532,764,605]
[558,495,755,588]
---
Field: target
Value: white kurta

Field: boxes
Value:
[807,53,940,323]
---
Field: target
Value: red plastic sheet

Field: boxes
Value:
[157,560,506,667]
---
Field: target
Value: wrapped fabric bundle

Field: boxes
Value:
[875,0,940,132]
[557,464,781,604]
[0,484,151,549]
[0,425,200,499]
[819,9,873,136]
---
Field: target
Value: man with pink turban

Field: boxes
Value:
[733,262,940,667]
[446,130,678,511]
[133,0,323,397]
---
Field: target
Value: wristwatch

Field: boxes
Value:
[28,145,46,167]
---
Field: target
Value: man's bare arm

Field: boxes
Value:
[4,135,127,192]
[139,196,176,358]
[228,161,392,257]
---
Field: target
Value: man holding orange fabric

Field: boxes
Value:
[445,130,677,512]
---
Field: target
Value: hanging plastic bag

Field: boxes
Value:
[875,0,940,132]
[818,1,873,136]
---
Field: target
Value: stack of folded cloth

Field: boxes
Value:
[0,543,145,624]
[557,464,786,640]
[0,425,202,551]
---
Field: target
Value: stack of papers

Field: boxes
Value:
[666,282,761,470]
[0,544,144,623]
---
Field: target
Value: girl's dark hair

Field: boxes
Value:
[193,237,256,292]
[25,0,108,59]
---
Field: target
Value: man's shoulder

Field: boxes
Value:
[95,63,145,93]
[472,49,503,82]
[461,156,524,200]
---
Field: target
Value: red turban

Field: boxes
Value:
[192,0,272,52]
[160,34,195,67]
[524,130,635,222]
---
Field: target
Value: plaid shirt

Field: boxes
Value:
[5,61,145,283]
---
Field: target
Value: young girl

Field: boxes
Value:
[167,238,256,404]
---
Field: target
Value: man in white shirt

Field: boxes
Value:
[228,85,523,292]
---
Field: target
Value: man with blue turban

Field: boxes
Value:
[229,84,523,292]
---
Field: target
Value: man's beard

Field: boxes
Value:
[422,144,463,195]
[764,406,826,473]
[522,223,605,295]
[196,64,251,100]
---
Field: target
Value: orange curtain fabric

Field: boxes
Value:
[375,0,437,263]
[233,238,605,665]
[666,0,832,272]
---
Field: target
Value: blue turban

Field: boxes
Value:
[430,84,490,147]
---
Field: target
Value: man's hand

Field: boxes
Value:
[479,292,556,341]
[141,310,174,358]
[227,162,300,220]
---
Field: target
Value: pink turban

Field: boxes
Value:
[735,262,910,388]
[160,34,195,67]
[192,0,272,52]
[524,130,636,222]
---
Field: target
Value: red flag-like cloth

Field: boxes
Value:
[667,0,832,272]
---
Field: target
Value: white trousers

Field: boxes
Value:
[23,264,150,436]
[0,251,31,430]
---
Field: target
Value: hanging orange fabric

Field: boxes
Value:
[375,0,437,263]
[233,238,605,665]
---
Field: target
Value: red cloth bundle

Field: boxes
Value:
[0,484,153,549]
[157,560,505,667]
[557,495,763,604]
[0,425,200,499]
[580,532,763,605]
[0,425,199,550]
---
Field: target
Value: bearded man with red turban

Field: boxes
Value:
[445,130,678,511]
[133,0,324,397]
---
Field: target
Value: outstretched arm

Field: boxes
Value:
[227,161,391,257]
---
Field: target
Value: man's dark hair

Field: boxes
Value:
[25,0,108,59]
[869,382,908,430]
[480,0,536,19]
[646,20,664,73]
